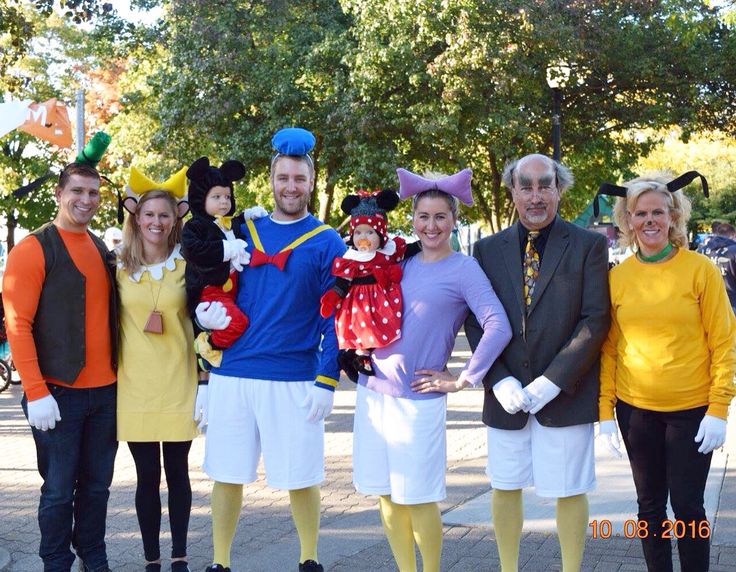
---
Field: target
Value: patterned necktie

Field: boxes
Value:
[523,231,540,309]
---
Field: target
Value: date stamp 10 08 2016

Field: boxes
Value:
[589,519,711,540]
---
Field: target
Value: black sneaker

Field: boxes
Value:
[205,566,230,572]
[298,561,323,572]
[145,564,162,572]
[171,562,190,572]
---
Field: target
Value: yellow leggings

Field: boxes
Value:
[378,495,442,572]
[492,489,588,572]
[211,482,322,566]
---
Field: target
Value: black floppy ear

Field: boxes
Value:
[186,156,210,181]
[12,172,55,198]
[375,188,399,212]
[593,182,628,218]
[219,160,246,183]
[341,195,360,215]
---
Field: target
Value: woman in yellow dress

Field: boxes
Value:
[116,169,202,572]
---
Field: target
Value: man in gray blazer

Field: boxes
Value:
[466,154,610,572]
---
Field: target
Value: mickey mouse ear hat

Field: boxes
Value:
[593,170,709,218]
[186,156,246,217]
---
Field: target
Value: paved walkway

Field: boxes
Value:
[0,333,734,571]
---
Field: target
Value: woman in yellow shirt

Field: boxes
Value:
[117,169,203,572]
[597,172,735,572]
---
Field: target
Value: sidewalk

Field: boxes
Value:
[0,333,734,571]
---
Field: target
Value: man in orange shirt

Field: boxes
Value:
[2,162,118,572]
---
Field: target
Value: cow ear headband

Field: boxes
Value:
[396,167,473,206]
[119,165,190,223]
[594,170,708,218]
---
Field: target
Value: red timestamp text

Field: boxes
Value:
[589,519,710,539]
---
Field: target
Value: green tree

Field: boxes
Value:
[343,0,736,231]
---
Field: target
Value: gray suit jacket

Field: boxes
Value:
[465,216,610,429]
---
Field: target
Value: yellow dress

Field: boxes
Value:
[116,244,198,441]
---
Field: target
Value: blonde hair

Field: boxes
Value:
[119,189,183,273]
[612,172,691,250]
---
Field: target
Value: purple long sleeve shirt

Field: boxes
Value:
[360,252,512,399]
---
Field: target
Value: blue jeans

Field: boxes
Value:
[22,383,118,572]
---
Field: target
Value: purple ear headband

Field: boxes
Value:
[397,167,473,206]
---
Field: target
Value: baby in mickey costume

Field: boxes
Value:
[182,157,264,367]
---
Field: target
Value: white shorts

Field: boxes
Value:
[486,415,595,498]
[352,383,447,505]
[203,374,324,490]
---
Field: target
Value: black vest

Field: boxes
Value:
[31,223,118,383]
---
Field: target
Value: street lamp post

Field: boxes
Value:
[546,62,571,162]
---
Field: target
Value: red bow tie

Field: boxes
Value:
[249,248,292,271]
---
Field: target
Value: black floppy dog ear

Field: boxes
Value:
[341,195,360,215]
[375,188,399,212]
[186,156,210,181]
[219,160,246,184]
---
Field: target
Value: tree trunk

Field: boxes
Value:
[6,209,16,252]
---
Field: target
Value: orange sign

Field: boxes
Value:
[18,98,73,148]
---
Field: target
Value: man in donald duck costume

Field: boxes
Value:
[197,127,346,572]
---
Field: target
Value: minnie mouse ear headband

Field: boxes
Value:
[186,156,246,217]
[13,131,112,198]
[341,189,400,246]
[270,127,316,169]
[396,167,473,206]
[593,170,709,218]
[119,165,189,223]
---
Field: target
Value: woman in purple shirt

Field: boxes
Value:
[352,167,512,572]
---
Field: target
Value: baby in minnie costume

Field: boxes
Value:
[182,157,264,367]
[320,189,420,381]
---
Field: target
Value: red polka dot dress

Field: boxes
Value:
[332,237,407,350]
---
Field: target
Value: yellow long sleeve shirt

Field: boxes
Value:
[599,248,736,420]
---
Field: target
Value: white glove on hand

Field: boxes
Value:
[493,377,531,415]
[195,301,232,331]
[232,248,250,270]
[27,394,61,431]
[193,385,208,430]
[524,375,561,414]
[597,420,622,458]
[300,385,335,423]
[242,206,269,220]
[222,239,248,271]
[694,414,727,454]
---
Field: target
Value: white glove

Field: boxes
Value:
[241,206,269,220]
[27,394,61,431]
[222,239,248,271]
[694,414,727,454]
[195,301,232,331]
[193,385,208,430]
[232,248,250,271]
[493,377,531,415]
[597,419,622,458]
[300,385,335,423]
[524,375,561,414]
